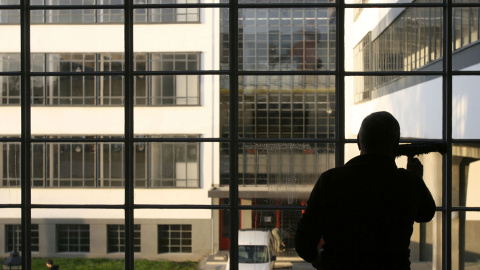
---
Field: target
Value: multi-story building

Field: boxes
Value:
[346,0,480,269]
[0,0,219,261]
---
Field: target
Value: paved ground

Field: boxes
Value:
[198,252,457,270]
[198,251,315,270]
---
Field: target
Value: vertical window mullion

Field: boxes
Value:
[20,0,33,267]
[443,0,454,269]
[124,0,135,268]
[228,0,240,269]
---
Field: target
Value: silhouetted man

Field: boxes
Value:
[295,111,436,270]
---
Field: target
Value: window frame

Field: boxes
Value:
[4,224,39,253]
[107,224,141,253]
[157,224,192,254]
[1,1,478,270]
[56,224,90,253]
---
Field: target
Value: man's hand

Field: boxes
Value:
[407,156,423,178]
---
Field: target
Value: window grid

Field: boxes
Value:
[0,0,200,24]
[5,224,39,252]
[1,140,200,188]
[0,1,476,269]
[2,52,200,105]
[157,224,192,254]
[107,224,141,253]
[56,224,90,253]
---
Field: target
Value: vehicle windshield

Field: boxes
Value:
[238,245,269,264]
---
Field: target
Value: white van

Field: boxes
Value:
[226,229,277,270]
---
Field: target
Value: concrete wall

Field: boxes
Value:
[0,218,212,261]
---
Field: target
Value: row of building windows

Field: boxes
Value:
[5,223,191,254]
[0,0,200,24]
[353,0,480,102]
[1,137,200,188]
[220,7,336,73]
[0,52,200,105]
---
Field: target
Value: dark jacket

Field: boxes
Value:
[295,154,436,270]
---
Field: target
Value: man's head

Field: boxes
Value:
[357,111,400,157]
[46,259,54,268]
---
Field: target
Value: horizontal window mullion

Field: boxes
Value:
[30,71,124,77]
[451,70,480,76]
[346,71,445,76]
[28,137,228,143]
[239,138,337,144]
[25,3,226,10]
[239,70,337,76]
[136,70,228,76]
[451,207,480,211]
[133,3,226,9]
[452,139,480,144]
[0,71,21,76]
[28,204,232,210]
[28,5,124,10]
[29,71,229,76]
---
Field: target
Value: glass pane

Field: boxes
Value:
[453,143,480,207]
[29,209,130,268]
[453,76,480,139]
[237,75,335,139]
[135,209,211,264]
[31,15,124,52]
[134,142,217,204]
[134,75,219,137]
[0,7,20,25]
[134,7,209,65]
[0,142,21,204]
[454,211,480,270]
[238,8,336,71]
[232,142,334,191]
[410,211,442,269]
[347,7,444,72]
[0,208,21,254]
[345,76,443,140]
[133,75,200,106]
[345,0,443,3]
[396,151,443,208]
[0,14,21,126]
[31,140,124,205]
[452,6,480,71]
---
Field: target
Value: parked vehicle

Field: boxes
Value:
[226,229,277,270]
